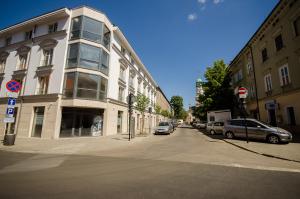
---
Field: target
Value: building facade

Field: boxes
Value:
[155,86,171,123]
[229,0,300,132]
[0,6,162,139]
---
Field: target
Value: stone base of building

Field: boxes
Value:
[0,96,162,140]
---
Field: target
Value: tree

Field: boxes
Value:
[195,60,235,120]
[170,96,184,119]
[154,104,161,115]
[135,94,150,134]
[161,110,169,118]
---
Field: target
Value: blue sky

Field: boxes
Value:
[0,0,279,109]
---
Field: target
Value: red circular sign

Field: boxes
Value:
[238,87,247,94]
[6,80,22,93]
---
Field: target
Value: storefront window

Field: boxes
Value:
[60,107,104,137]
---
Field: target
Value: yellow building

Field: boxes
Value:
[229,0,300,132]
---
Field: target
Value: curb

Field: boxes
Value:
[223,139,300,164]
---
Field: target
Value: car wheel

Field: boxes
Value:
[225,131,234,139]
[268,135,280,144]
[210,130,215,135]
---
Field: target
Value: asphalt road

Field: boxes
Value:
[0,126,300,199]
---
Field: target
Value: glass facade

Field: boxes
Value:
[63,72,107,101]
[67,43,109,75]
[60,107,104,137]
[70,16,110,49]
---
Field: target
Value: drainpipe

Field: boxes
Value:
[249,45,261,120]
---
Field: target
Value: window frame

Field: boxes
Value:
[278,64,291,86]
[264,73,272,92]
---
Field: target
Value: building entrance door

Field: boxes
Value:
[287,107,296,126]
[268,109,277,126]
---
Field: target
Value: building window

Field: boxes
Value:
[25,30,33,40]
[261,48,268,62]
[36,76,49,95]
[118,86,125,101]
[48,22,58,33]
[275,34,283,51]
[18,54,28,70]
[67,43,109,75]
[119,66,126,81]
[121,46,126,55]
[70,16,111,49]
[0,58,6,73]
[64,73,75,98]
[5,37,12,46]
[293,16,300,36]
[129,74,134,87]
[41,49,53,66]
[14,78,24,95]
[63,72,108,101]
[32,107,45,138]
[264,74,272,92]
[278,64,291,86]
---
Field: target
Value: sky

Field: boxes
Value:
[0,0,279,109]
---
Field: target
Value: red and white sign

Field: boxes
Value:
[238,87,248,99]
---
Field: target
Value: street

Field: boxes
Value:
[0,126,300,199]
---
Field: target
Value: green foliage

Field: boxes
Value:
[161,110,169,117]
[154,104,161,115]
[170,96,184,119]
[194,60,234,119]
[135,94,150,114]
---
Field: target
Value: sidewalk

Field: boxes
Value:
[223,138,300,163]
[0,133,154,155]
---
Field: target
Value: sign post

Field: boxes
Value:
[238,87,249,143]
[3,80,22,145]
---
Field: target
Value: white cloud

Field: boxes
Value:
[197,0,206,4]
[213,0,224,4]
[188,13,197,21]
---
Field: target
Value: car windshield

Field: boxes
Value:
[159,122,169,126]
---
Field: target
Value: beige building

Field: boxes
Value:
[0,6,162,139]
[155,86,171,123]
[229,0,300,132]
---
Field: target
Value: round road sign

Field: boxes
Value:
[6,80,22,93]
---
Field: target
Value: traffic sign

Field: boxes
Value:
[7,98,16,107]
[238,87,248,99]
[6,80,22,93]
[6,108,14,117]
[4,117,15,123]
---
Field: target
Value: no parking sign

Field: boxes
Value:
[6,80,22,93]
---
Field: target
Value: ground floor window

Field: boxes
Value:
[60,107,104,137]
[32,107,45,137]
[117,111,123,134]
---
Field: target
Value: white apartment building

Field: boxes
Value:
[0,6,159,139]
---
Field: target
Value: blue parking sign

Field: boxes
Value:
[6,108,14,117]
[7,98,16,106]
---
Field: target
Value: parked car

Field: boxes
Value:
[206,122,224,135]
[195,122,206,129]
[223,118,293,144]
[155,122,173,135]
